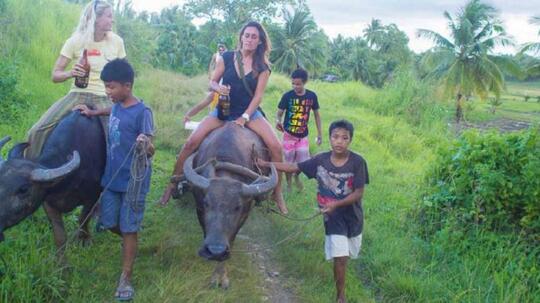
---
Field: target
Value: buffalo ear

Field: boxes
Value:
[8,143,29,160]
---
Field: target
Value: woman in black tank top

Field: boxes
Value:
[159,21,288,214]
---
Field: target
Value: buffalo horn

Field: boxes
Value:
[30,151,80,182]
[183,153,210,190]
[241,163,277,197]
[8,142,29,160]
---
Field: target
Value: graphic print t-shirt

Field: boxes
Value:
[278,89,319,138]
[101,101,154,193]
[298,151,369,237]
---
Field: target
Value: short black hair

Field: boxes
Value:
[100,58,135,84]
[291,68,308,83]
[329,120,354,140]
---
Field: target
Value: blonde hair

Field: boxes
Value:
[71,0,113,47]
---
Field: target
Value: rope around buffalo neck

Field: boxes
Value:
[231,211,321,254]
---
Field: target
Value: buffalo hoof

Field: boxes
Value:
[210,263,230,290]
[209,277,230,290]
[220,277,230,290]
[76,231,92,247]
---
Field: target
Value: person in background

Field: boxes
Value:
[183,43,228,127]
[276,68,322,192]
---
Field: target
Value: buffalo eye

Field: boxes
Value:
[17,184,31,196]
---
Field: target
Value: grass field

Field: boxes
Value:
[466,81,540,124]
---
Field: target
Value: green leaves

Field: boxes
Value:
[0,60,29,124]
[422,128,540,241]
[269,7,328,75]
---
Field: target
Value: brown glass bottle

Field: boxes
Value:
[74,49,90,89]
[218,93,230,120]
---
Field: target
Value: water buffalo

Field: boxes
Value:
[0,110,105,253]
[182,122,277,288]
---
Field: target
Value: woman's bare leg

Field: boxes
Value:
[246,118,288,214]
[159,116,223,204]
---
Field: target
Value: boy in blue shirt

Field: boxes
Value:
[75,59,154,301]
[259,120,368,303]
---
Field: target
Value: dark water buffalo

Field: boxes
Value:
[0,111,105,251]
[182,122,277,288]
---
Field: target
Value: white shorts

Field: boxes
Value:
[324,234,362,261]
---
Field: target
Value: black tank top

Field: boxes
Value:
[221,51,268,119]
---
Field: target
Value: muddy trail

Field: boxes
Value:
[237,210,300,303]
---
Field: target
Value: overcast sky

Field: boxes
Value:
[130,0,540,54]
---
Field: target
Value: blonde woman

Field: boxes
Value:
[26,0,126,159]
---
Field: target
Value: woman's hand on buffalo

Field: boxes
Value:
[234,116,247,127]
[72,104,95,116]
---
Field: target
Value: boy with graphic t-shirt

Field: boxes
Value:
[74,59,154,301]
[258,120,368,303]
[276,68,322,192]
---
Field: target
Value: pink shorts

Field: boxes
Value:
[282,132,310,163]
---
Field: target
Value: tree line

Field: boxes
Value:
[64,0,540,123]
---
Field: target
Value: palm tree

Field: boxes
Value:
[363,19,384,49]
[270,7,327,75]
[417,0,517,123]
[520,16,540,75]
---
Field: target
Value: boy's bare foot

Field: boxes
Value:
[336,297,346,303]
[158,183,175,206]
[273,192,288,214]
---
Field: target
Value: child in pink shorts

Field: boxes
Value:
[276,68,322,192]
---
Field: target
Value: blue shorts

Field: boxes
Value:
[209,108,263,121]
[99,189,146,233]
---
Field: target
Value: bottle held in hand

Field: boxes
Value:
[74,49,90,89]
[217,93,230,120]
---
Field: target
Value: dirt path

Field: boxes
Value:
[237,212,298,303]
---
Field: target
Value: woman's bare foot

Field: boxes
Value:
[286,183,292,193]
[295,178,304,192]
[273,191,288,214]
[158,183,175,206]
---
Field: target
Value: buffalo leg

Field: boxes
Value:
[77,204,93,246]
[43,202,67,256]
[210,262,229,289]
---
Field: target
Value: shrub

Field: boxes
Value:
[367,67,449,129]
[0,60,29,123]
[421,128,540,242]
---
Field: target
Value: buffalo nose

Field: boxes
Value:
[207,244,228,256]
